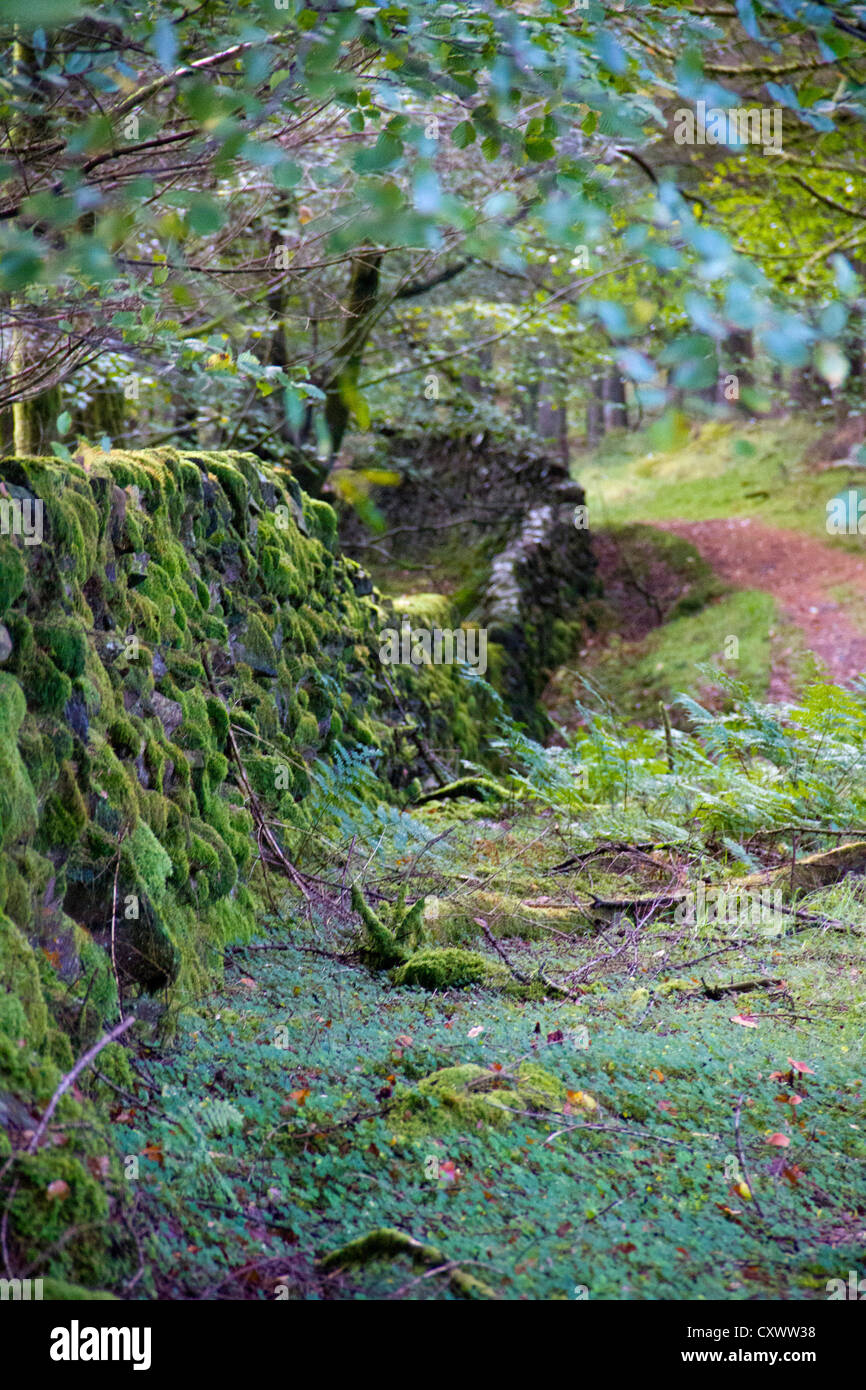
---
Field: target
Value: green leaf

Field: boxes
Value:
[273,160,302,190]
[153,18,178,73]
[451,120,476,149]
[56,411,72,436]
[524,137,555,162]
[648,409,691,451]
[0,248,43,290]
[186,196,224,236]
[412,169,441,215]
[354,133,403,173]
[0,0,83,23]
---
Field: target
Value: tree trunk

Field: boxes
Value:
[322,248,383,460]
[74,388,126,445]
[719,330,753,408]
[12,387,61,455]
[9,35,59,456]
[603,371,627,431]
[586,374,605,445]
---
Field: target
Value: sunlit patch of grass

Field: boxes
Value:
[576,417,866,551]
[548,589,778,724]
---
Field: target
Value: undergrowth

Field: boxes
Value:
[115,669,866,1300]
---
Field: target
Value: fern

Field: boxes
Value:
[490,668,866,855]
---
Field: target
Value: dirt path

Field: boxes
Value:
[652,518,866,695]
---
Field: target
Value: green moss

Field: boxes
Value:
[38,759,88,850]
[206,460,249,529]
[205,696,229,745]
[0,674,38,847]
[5,1152,109,1282]
[25,651,72,716]
[0,912,47,1046]
[393,947,507,990]
[122,820,173,902]
[45,1026,75,1070]
[107,715,141,758]
[40,1278,118,1301]
[73,927,119,1027]
[34,620,87,678]
[2,863,29,929]
[90,737,138,823]
[122,898,180,992]
[46,486,101,582]
[189,819,237,901]
[414,776,508,806]
[93,1039,134,1090]
[303,497,338,551]
[17,722,58,798]
[3,611,33,671]
[0,540,26,616]
[294,711,319,747]
[0,992,28,1040]
[398,1061,564,1132]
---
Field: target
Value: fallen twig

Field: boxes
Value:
[696,976,784,1000]
[734,1094,766,1219]
[0,1016,137,1199]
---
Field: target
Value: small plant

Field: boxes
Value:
[351,881,427,969]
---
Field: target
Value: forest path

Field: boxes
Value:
[651,517,866,696]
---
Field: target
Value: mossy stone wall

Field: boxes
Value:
[0,445,485,1291]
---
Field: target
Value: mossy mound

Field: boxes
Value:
[392,946,509,990]
[317,1226,496,1299]
[40,1277,119,1301]
[396,1061,565,1131]
[413,776,509,807]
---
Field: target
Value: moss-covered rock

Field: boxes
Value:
[398,1061,565,1131]
[393,946,508,990]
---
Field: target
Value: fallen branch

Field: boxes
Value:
[696,976,783,1000]
[546,842,685,873]
[0,1017,137,1178]
[477,918,586,999]
[747,826,866,840]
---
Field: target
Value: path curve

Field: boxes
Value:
[651,518,866,694]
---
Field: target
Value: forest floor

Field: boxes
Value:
[121,810,866,1301]
[103,416,866,1302]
